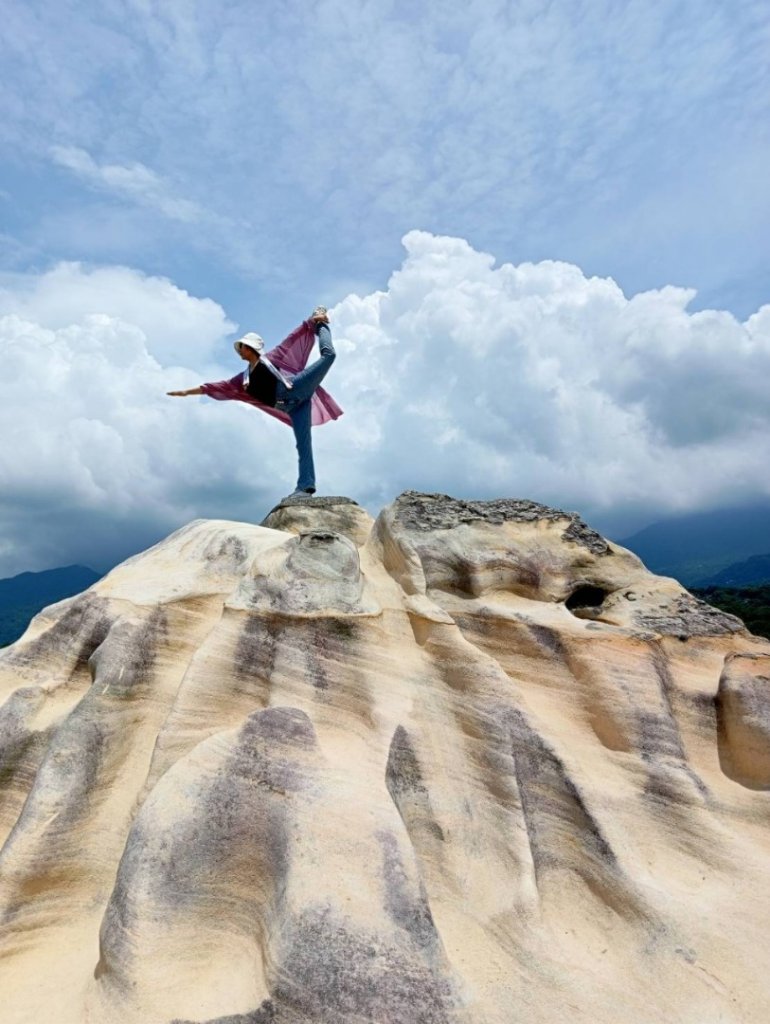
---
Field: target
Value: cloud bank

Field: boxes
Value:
[1,231,769,576]
[330,233,770,512]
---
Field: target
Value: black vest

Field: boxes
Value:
[245,361,278,407]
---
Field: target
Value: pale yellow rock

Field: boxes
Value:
[0,492,768,1024]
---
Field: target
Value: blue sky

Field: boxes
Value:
[1,0,769,575]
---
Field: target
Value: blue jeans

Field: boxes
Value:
[275,325,336,492]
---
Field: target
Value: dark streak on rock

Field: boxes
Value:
[21,608,169,835]
[51,716,107,830]
[228,707,316,794]
[683,691,718,722]
[639,650,686,763]
[386,726,445,843]
[386,726,427,800]
[236,614,360,694]
[0,687,48,795]
[639,649,709,802]
[202,533,249,569]
[273,904,453,1023]
[1,594,111,669]
[89,607,167,698]
[172,1001,276,1024]
[95,816,145,987]
[305,619,360,693]
[506,707,617,881]
[98,709,318,990]
[527,624,567,659]
[376,829,439,951]
[415,542,550,602]
[235,616,281,681]
[445,554,475,597]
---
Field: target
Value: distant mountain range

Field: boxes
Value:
[695,552,770,588]
[0,565,100,647]
[619,504,770,586]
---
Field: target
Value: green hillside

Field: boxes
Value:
[692,585,770,641]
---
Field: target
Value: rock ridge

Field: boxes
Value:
[392,490,611,553]
[0,491,768,1024]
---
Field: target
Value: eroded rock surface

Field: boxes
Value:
[0,493,769,1024]
[261,495,373,547]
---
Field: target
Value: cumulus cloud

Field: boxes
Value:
[1,232,769,576]
[327,231,770,516]
[0,262,233,366]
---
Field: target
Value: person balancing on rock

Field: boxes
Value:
[167,307,342,498]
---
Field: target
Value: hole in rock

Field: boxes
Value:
[303,531,338,544]
[566,585,609,612]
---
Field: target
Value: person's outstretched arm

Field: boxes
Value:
[167,372,246,401]
[167,386,204,397]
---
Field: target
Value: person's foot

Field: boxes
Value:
[286,488,315,499]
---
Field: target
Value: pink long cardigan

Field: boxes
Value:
[200,320,343,427]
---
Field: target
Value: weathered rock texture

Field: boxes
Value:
[1,491,769,1024]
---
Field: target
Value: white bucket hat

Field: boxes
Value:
[234,332,265,356]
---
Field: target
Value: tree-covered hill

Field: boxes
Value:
[0,565,100,647]
[692,585,770,641]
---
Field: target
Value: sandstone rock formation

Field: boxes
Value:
[1,491,769,1024]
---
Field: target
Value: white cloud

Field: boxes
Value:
[1,232,769,577]
[51,146,203,223]
[325,231,770,515]
[0,265,289,574]
[0,262,234,366]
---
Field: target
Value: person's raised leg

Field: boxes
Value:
[289,399,315,493]
[286,324,336,405]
